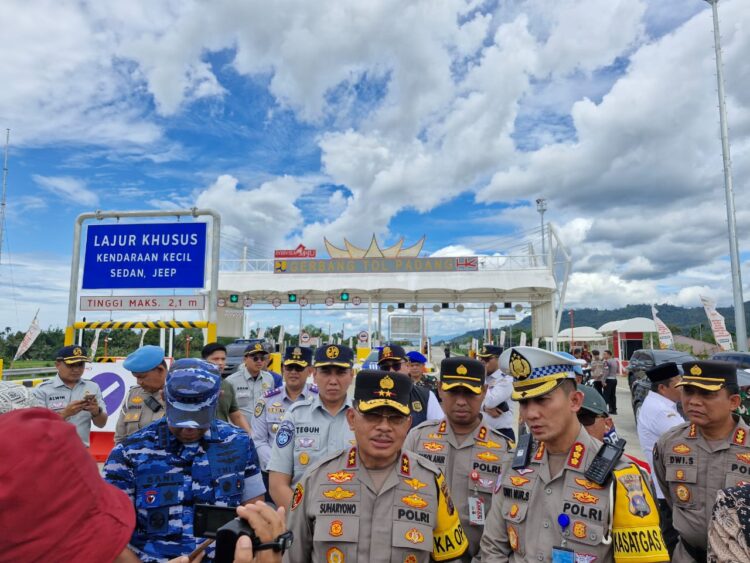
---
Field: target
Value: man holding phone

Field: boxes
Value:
[33,345,107,447]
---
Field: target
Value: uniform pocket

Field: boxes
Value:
[135,483,183,537]
[313,516,359,561]
[567,520,605,547]
[392,520,433,563]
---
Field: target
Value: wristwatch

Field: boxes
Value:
[255,530,293,553]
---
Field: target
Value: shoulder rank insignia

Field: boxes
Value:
[533,442,546,461]
[438,420,447,434]
[263,387,282,398]
[733,428,747,446]
[477,426,488,441]
[688,424,697,438]
[347,447,358,468]
[567,442,585,468]
[400,453,411,476]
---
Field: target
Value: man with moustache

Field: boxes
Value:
[228,342,280,427]
[653,361,750,562]
[268,344,356,510]
[405,357,513,559]
[284,369,468,562]
[480,346,667,563]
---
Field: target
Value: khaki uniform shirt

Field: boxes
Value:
[226,367,276,425]
[267,395,354,486]
[284,447,469,563]
[251,383,318,470]
[481,425,667,563]
[404,417,513,558]
[114,386,166,444]
[33,375,105,447]
[653,418,750,562]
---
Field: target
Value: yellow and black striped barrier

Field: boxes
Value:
[65,321,216,345]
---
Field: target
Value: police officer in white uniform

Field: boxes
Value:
[637,362,684,556]
[33,346,107,447]
[477,345,516,441]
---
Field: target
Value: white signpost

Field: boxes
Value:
[358,330,369,343]
[300,331,311,345]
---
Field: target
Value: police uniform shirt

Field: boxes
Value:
[284,446,468,563]
[226,367,277,425]
[252,383,318,470]
[480,425,668,562]
[103,417,265,562]
[482,368,515,432]
[653,418,750,560]
[404,417,512,558]
[636,390,684,499]
[33,374,105,447]
[114,386,166,444]
[267,394,355,486]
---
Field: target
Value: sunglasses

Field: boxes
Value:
[357,409,409,426]
[578,411,607,427]
[245,355,267,361]
[478,357,495,363]
[284,364,305,372]
[380,361,402,372]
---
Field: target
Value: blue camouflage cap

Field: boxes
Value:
[165,360,221,429]
[123,345,165,373]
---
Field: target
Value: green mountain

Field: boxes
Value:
[441,301,750,345]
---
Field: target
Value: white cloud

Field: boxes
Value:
[32,175,99,207]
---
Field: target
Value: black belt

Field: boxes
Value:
[681,539,707,563]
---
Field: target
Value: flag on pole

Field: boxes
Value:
[13,312,41,361]
[651,305,674,350]
[700,296,734,351]
[89,329,103,358]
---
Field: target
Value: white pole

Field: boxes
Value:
[706,0,747,350]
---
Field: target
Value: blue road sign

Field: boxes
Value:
[82,222,207,289]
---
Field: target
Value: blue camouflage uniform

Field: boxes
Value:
[103,360,265,562]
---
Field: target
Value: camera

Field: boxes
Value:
[193,504,293,562]
[194,504,257,563]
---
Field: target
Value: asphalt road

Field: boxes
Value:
[608,378,646,460]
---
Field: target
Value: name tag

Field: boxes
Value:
[468,496,485,525]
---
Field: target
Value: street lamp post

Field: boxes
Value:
[704,0,747,351]
[536,198,547,265]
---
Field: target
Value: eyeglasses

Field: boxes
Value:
[578,411,607,427]
[357,409,409,426]
[284,364,305,372]
[245,355,267,361]
[380,361,402,372]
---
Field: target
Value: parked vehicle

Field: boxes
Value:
[709,352,750,387]
[628,349,696,419]
[224,338,265,376]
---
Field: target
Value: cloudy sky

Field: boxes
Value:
[1,0,749,338]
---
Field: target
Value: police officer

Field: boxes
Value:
[268,344,356,510]
[104,360,265,562]
[227,342,280,427]
[33,345,107,447]
[477,345,515,441]
[653,360,750,562]
[285,369,469,562]
[637,362,684,556]
[253,346,318,470]
[480,346,668,563]
[406,350,439,396]
[201,342,252,434]
[405,357,513,559]
[379,344,442,428]
[115,345,167,444]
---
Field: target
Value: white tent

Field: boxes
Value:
[554,326,606,342]
[598,317,657,333]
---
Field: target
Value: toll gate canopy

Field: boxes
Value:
[217,226,570,343]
